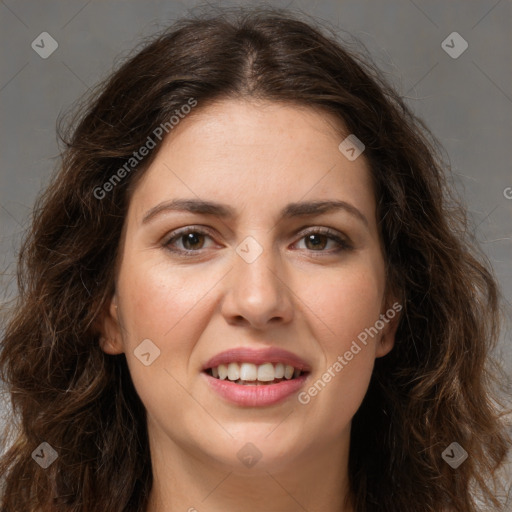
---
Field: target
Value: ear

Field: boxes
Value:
[375,300,402,358]
[96,294,124,355]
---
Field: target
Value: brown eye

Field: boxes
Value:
[164,228,214,253]
[180,232,206,250]
[295,228,352,254]
[304,233,329,251]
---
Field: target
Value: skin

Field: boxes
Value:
[100,99,399,512]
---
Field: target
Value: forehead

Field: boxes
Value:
[129,99,375,222]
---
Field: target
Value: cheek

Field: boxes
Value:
[300,351,375,443]
[118,258,217,344]
[115,255,229,405]
[293,259,384,434]
[115,258,218,423]
[303,258,385,354]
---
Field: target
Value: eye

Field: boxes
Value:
[293,227,352,253]
[163,227,215,253]
[163,226,352,256]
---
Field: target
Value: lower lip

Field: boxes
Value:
[202,372,309,407]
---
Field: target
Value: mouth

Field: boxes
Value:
[201,347,312,406]
[204,362,309,386]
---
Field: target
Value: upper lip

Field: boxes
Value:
[202,347,312,372]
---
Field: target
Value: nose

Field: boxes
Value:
[220,238,294,330]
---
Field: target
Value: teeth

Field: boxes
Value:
[284,364,294,380]
[257,362,275,382]
[218,364,228,380]
[208,362,303,382]
[239,363,257,381]
[227,362,239,380]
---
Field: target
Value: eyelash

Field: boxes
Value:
[162,225,352,257]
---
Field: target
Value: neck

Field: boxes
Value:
[145,419,355,512]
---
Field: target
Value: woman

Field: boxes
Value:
[1,7,510,512]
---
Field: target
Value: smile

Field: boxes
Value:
[205,361,306,385]
[203,363,310,407]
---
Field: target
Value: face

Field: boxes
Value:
[100,98,398,475]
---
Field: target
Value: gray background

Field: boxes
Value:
[0,0,511,503]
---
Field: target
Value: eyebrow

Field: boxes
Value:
[142,198,369,227]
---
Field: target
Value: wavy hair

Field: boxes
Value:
[1,6,510,512]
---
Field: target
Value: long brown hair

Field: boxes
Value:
[1,6,510,511]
